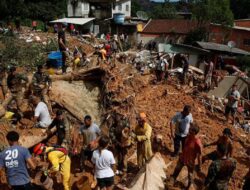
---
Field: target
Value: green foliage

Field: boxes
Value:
[230,0,250,19]
[237,56,250,71]
[192,0,234,26]
[0,35,57,70]
[150,1,177,19]
[0,0,67,21]
[184,27,207,45]
[131,0,142,17]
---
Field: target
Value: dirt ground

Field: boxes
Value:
[99,63,250,189]
[0,30,249,189]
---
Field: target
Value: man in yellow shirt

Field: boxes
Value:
[134,112,153,168]
[33,143,71,190]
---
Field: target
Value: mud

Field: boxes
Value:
[99,63,249,190]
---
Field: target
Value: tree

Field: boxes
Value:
[230,0,250,19]
[131,0,141,17]
[0,0,67,21]
[184,27,208,45]
[192,0,234,26]
[150,1,177,19]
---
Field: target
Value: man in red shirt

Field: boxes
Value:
[170,123,202,189]
[202,128,233,163]
[32,20,37,31]
[106,33,111,42]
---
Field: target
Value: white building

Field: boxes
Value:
[112,0,131,18]
[67,0,131,18]
[67,0,90,18]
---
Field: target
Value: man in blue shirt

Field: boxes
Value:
[0,131,36,190]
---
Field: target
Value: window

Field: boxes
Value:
[243,39,250,46]
[126,4,129,12]
[118,4,122,11]
[83,2,89,11]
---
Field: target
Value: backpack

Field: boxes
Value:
[47,145,68,156]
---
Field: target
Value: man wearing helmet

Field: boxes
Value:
[7,66,29,114]
[33,143,71,190]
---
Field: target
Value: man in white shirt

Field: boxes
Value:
[31,96,52,128]
[170,105,193,157]
[225,84,240,125]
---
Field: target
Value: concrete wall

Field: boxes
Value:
[112,0,131,17]
[67,1,89,17]
[235,20,250,28]
[208,76,249,98]
[138,33,186,46]
[209,24,250,52]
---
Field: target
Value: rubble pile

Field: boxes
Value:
[0,29,249,190]
[99,63,250,189]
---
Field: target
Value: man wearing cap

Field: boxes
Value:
[0,131,36,190]
[0,66,8,99]
[170,105,193,157]
[202,128,233,163]
[7,66,29,113]
[33,143,71,190]
[134,112,153,168]
[58,23,68,74]
[225,84,240,125]
[48,110,71,146]
[32,65,52,113]
[113,115,131,176]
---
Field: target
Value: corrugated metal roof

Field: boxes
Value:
[196,41,250,55]
[50,18,95,25]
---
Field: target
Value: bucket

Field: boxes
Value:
[113,13,125,24]
[34,171,54,190]
[48,51,63,68]
[76,176,91,190]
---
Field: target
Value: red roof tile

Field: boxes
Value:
[142,19,199,34]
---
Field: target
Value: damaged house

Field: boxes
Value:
[67,0,131,34]
[67,0,131,19]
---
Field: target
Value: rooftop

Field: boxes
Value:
[50,18,95,25]
[142,19,199,34]
[195,41,250,55]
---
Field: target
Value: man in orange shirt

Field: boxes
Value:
[170,123,202,189]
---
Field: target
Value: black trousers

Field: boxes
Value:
[80,147,93,171]
[61,51,67,73]
[174,135,186,155]
[12,183,32,190]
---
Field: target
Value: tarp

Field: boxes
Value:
[128,153,170,190]
[50,18,95,25]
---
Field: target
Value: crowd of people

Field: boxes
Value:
[0,104,249,190]
[0,23,249,190]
